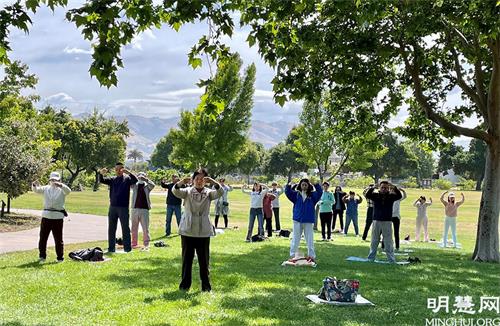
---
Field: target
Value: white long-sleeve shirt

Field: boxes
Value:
[392,190,407,219]
[214,184,232,204]
[242,187,268,208]
[269,188,283,207]
[32,183,71,219]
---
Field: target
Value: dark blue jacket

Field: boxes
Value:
[99,173,137,208]
[285,183,323,223]
[365,187,402,221]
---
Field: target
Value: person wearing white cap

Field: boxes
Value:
[130,172,155,250]
[440,191,465,248]
[32,171,71,262]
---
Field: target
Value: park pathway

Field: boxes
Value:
[0,209,120,254]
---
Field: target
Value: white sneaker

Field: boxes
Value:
[38,258,46,263]
[56,259,64,263]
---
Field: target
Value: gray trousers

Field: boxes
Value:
[367,220,395,263]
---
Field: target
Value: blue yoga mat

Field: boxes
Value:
[346,256,409,265]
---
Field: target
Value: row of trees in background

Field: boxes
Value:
[0,62,129,215]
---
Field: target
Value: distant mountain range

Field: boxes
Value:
[119,115,296,159]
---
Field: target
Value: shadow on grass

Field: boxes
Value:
[144,289,201,306]
[101,239,500,325]
[0,260,59,270]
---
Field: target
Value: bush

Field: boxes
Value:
[433,179,453,190]
[401,177,419,188]
[344,175,375,188]
[459,179,476,191]
[148,169,180,185]
[73,172,96,189]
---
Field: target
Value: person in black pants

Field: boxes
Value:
[362,184,375,241]
[99,163,137,253]
[32,172,71,262]
[332,186,346,232]
[172,168,223,292]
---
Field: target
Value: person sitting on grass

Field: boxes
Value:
[343,191,363,236]
[286,179,323,263]
[365,181,402,263]
[172,168,223,292]
[242,182,268,242]
[413,195,432,242]
[318,182,335,241]
[32,172,71,263]
[440,191,465,248]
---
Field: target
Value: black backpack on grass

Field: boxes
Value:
[69,247,104,261]
[279,230,291,238]
[251,234,266,242]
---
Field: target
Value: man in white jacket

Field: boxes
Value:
[32,172,71,262]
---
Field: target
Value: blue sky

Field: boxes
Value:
[4,1,478,147]
[6,2,303,122]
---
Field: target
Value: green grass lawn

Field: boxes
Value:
[1,188,499,325]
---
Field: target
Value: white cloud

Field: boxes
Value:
[130,29,157,51]
[45,92,75,103]
[254,89,274,99]
[110,98,182,107]
[63,46,91,55]
[148,88,204,100]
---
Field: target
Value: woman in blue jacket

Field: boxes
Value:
[286,178,323,263]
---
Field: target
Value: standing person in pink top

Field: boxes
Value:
[413,196,432,242]
[263,192,277,237]
[440,191,465,248]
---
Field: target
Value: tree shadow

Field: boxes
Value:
[101,239,500,324]
[144,289,201,306]
[0,260,58,270]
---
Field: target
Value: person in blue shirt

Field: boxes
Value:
[285,178,322,263]
[343,191,363,236]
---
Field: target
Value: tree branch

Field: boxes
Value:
[472,37,489,118]
[398,41,492,144]
[487,38,500,134]
[327,152,349,182]
[449,45,488,119]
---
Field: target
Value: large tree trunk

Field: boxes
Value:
[472,142,500,262]
[7,195,10,214]
[65,164,84,189]
[93,169,100,192]
[67,171,80,188]
[0,199,5,218]
[475,169,485,191]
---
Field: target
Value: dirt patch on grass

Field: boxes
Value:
[0,213,40,232]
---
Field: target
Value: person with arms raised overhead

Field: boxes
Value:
[172,168,223,292]
[98,162,137,253]
[365,181,402,263]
